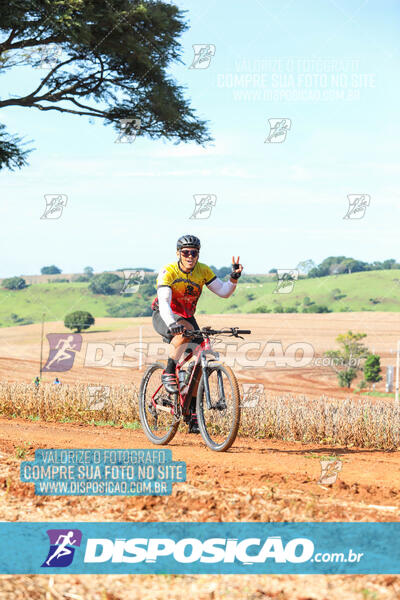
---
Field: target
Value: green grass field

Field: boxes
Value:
[197,269,400,314]
[0,269,399,327]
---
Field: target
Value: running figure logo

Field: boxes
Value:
[265,119,291,143]
[43,334,82,372]
[274,269,298,294]
[241,383,264,408]
[42,529,82,567]
[32,44,62,69]
[189,44,216,69]
[40,194,68,220]
[343,194,370,219]
[120,270,145,294]
[115,118,141,143]
[87,385,110,410]
[317,458,342,486]
[190,194,217,219]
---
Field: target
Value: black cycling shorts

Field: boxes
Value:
[152,309,200,345]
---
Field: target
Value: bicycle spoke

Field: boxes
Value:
[139,364,179,445]
[197,364,240,451]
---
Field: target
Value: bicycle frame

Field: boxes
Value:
[177,335,219,415]
[150,334,219,418]
[149,325,251,420]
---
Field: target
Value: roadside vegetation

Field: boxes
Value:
[0,382,399,449]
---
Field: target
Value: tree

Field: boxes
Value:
[296,259,316,276]
[140,282,157,296]
[325,330,370,389]
[307,256,367,278]
[9,312,33,325]
[341,259,359,274]
[249,305,270,313]
[338,368,358,389]
[302,304,331,313]
[335,331,369,359]
[273,305,284,313]
[312,256,348,277]
[83,266,94,277]
[41,265,61,275]
[363,354,382,389]
[89,272,122,295]
[269,268,278,274]
[209,265,231,279]
[0,0,212,171]
[64,310,94,333]
[369,297,381,305]
[331,288,346,301]
[307,267,320,278]
[2,276,27,290]
[0,123,31,169]
[329,263,347,276]
[107,303,152,317]
[217,266,231,279]
[383,259,397,270]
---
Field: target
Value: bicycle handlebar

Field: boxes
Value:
[182,327,251,338]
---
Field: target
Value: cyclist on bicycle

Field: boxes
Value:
[151,234,243,432]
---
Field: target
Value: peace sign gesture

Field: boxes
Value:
[230,256,243,281]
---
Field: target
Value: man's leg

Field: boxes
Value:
[152,310,200,432]
[161,318,195,393]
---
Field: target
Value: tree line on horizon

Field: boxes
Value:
[269,256,400,278]
[1,256,400,292]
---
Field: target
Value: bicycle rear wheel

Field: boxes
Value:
[196,362,240,452]
[139,362,179,445]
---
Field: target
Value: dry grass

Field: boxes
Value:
[1,573,400,600]
[240,392,400,449]
[0,383,139,425]
[0,383,399,449]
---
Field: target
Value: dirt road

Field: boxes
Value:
[1,417,400,599]
[1,417,400,523]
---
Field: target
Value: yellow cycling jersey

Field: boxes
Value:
[151,262,216,318]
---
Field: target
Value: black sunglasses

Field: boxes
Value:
[181,249,199,257]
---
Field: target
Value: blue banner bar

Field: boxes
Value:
[0,522,399,574]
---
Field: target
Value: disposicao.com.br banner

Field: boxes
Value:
[0,522,399,574]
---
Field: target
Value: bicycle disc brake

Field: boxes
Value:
[212,398,227,411]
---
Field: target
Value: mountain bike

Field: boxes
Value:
[139,326,251,452]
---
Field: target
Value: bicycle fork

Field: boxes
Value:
[200,351,225,410]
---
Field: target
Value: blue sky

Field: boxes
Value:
[1,0,399,277]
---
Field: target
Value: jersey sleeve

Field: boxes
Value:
[156,266,175,288]
[203,265,217,286]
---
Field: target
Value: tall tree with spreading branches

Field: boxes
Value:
[324,330,370,389]
[0,0,212,170]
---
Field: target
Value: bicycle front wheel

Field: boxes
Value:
[196,362,240,452]
[139,362,179,445]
